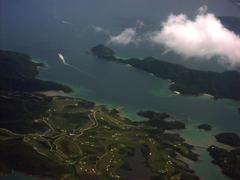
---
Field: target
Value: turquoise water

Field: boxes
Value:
[1,0,240,179]
[1,172,36,180]
[36,54,240,180]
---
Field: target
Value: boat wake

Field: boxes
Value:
[57,53,95,79]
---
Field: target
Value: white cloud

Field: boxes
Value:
[92,26,105,32]
[136,19,145,28]
[149,6,240,66]
[108,28,137,45]
[90,24,110,35]
[91,8,240,67]
[197,5,208,15]
[92,20,143,45]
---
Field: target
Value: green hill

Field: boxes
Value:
[0,50,71,92]
[92,45,240,100]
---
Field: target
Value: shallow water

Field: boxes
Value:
[1,0,240,179]
[0,172,37,180]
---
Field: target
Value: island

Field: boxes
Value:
[215,133,240,147]
[137,111,186,130]
[0,50,200,179]
[208,145,240,179]
[197,124,212,131]
[91,45,240,100]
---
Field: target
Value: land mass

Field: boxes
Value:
[137,111,186,130]
[91,45,240,100]
[0,50,71,92]
[208,145,240,179]
[197,124,212,131]
[0,50,199,179]
[215,133,240,147]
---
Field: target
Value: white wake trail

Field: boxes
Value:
[58,53,67,65]
[57,53,95,79]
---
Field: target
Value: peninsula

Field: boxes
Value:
[91,45,240,100]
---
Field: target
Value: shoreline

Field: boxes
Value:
[30,54,239,180]
[38,90,66,97]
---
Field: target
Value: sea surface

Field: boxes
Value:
[1,0,240,179]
